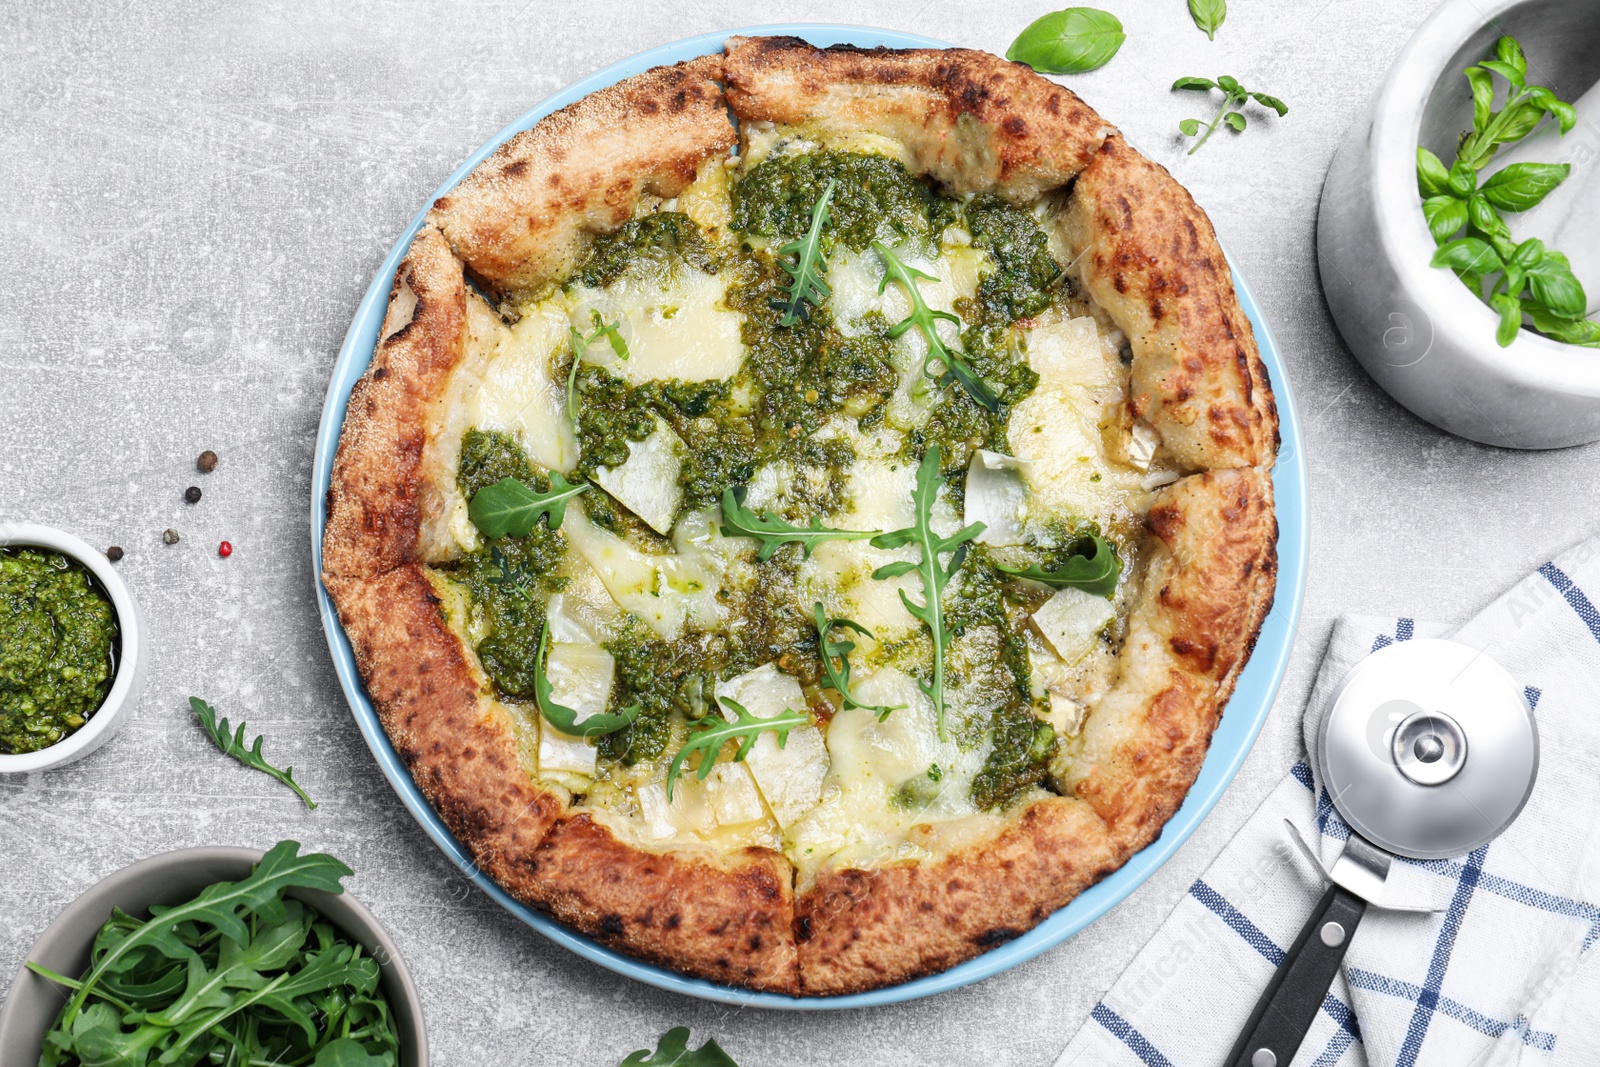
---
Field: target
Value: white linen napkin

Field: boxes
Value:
[1054,538,1600,1067]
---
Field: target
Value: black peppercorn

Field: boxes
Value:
[197,450,218,473]
[184,486,202,504]
[162,529,180,545]
[106,546,124,561]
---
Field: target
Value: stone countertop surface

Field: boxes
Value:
[3,1,1597,1063]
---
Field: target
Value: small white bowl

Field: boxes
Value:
[0,523,146,772]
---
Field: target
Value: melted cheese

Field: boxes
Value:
[561,506,721,641]
[567,267,745,383]
[1008,315,1145,529]
[787,667,994,882]
[826,243,987,434]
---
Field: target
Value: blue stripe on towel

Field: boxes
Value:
[1348,968,1557,1050]
[1090,1003,1177,1067]
[1190,881,1286,966]
[1395,845,1489,1066]
[1540,563,1600,643]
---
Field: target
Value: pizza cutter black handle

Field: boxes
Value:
[1223,884,1366,1067]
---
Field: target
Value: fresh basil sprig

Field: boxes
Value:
[872,241,1000,412]
[468,472,587,538]
[620,1027,739,1067]
[532,622,639,739]
[771,179,835,327]
[566,311,628,426]
[868,446,985,742]
[1188,0,1226,39]
[191,697,316,809]
[1006,7,1126,74]
[718,486,880,561]
[665,697,809,800]
[995,534,1123,598]
[1172,75,1288,154]
[1454,36,1576,171]
[1417,35,1594,347]
[813,603,906,721]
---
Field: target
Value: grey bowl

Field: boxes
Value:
[1317,0,1600,449]
[0,847,427,1067]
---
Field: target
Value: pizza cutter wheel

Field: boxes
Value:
[1224,638,1539,1067]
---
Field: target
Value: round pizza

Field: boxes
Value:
[322,36,1279,996]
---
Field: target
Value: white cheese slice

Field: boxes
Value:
[468,300,578,473]
[964,450,1032,546]
[537,724,597,780]
[635,763,771,842]
[1031,587,1115,664]
[562,508,720,640]
[544,642,614,717]
[543,593,595,644]
[715,664,827,829]
[568,266,745,383]
[594,418,684,535]
[1127,422,1162,472]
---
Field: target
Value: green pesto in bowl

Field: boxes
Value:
[0,546,118,754]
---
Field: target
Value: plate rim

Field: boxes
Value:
[310,22,1308,1010]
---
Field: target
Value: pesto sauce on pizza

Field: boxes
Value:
[436,147,1142,830]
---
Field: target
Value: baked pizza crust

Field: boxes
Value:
[324,224,466,581]
[722,36,1115,204]
[429,56,734,301]
[1054,135,1278,472]
[322,36,1282,996]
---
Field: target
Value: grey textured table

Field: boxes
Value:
[4,2,1597,1064]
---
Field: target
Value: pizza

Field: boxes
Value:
[322,36,1278,996]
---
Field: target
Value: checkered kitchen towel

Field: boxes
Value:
[1056,538,1600,1067]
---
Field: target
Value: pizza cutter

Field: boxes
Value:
[1224,638,1539,1067]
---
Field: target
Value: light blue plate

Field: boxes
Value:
[311,24,1308,1010]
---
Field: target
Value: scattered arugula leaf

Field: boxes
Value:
[566,310,628,425]
[191,697,316,810]
[771,179,835,326]
[1172,74,1287,154]
[868,446,984,742]
[813,603,907,721]
[1417,35,1594,347]
[532,622,640,739]
[665,697,810,800]
[1006,7,1126,74]
[1188,0,1226,39]
[620,1027,739,1067]
[995,534,1123,597]
[872,241,1000,412]
[717,486,880,561]
[467,472,587,538]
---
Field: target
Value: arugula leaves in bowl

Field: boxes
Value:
[22,842,406,1067]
